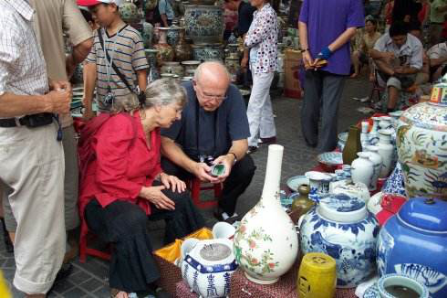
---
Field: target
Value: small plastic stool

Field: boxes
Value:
[79,220,111,263]
[189,178,222,209]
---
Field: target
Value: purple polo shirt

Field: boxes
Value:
[299,0,365,75]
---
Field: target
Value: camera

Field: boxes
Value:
[198,155,215,167]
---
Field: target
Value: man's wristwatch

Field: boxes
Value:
[300,48,309,53]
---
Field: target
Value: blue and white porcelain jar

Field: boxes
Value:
[377,197,447,298]
[300,193,379,288]
[181,239,238,298]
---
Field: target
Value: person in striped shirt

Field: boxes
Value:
[78,0,149,118]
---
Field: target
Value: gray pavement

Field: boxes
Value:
[0,76,373,297]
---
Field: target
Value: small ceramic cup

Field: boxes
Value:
[305,171,332,202]
[377,274,429,298]
[212,222,236,240]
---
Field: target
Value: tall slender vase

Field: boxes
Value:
[377,130,394,178]
[233,145,298,284]
[343,125,362,165]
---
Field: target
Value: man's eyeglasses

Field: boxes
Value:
[193,81,227,102]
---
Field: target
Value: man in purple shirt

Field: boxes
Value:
[299,0,364,152]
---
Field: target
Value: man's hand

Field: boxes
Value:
[211,154,233,183]
[383,52,395,63]
[43,90,71,114]
[193,162,219,183]
[82,106,96,121]
[140,185,175,210]
[160,173,186,193]
[302,50,314,70]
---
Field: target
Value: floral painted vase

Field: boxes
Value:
[396,82,447,200]
[119,0,139,23]
[233,145,299,284]
[142,22,154,48]
[192,43,224,62]
[174,30,192,62]
[300,193,380,288]
[377,197,447,298]
[185,5,224,44]
[154,28,174,66]
[181,239,238,298]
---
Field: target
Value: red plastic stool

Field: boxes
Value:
[79,219,112,263]
[189,178,222,209]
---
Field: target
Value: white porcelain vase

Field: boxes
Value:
[181,239,238,298]
[366,145,383,191]
[377,130,394,178]
[233,145,298,284]
[351,152,375,190]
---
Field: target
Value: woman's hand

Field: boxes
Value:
[160,173,186,193]
[140,186,175,210]
[302,50,314,70]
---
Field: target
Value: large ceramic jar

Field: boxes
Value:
[185,5,224,44]
[377,198,447,298]
[192,43,224,62]
[233,145,298,284]
[396,83,447,200]
[154,29,174,66]
[160,62,184,77]
[300,193,379,288]
[181,239,238,298]
[119,1,139,23]
[181,60,201,76]
[161,26,183,47]
[145,49,160,82]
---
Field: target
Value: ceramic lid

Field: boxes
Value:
[397,198,447,233]
[399,101,447,131]
[318,193,367,223]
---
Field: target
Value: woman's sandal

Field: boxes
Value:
[111,288,129,298]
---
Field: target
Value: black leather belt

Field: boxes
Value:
[0,113,54,128]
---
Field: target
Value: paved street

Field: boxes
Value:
[0,76,373,297]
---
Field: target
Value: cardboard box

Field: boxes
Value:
[153,228,213,296]
[284,49,304,99]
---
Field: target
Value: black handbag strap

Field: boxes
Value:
[98,28,135,94]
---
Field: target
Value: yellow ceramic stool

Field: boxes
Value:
[297,252,337,298]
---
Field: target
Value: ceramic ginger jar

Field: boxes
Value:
[119,0,139,23]
[300,193,380,288]
[377,197,447,298]
[233,145,298,284]
[181,238,238,298]
[192,43,224,62]
[396,82,447,200]
[185,5,224,44]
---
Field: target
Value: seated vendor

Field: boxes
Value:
[79,79,205,298]
[427,41,447,82]
[371,21,423,112]
[161,62,256,224]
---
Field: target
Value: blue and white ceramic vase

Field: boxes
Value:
[142,22,154,48]
[184,5,224,44]
[377,197,447,298]
[192,43,224,62]
[396,82,447,200]
[145,49,160,82]
[381,162,406,196]
[181,239,238,298]
[300,193,380,288]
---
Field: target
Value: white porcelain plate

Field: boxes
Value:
[317,152,343,166]
[363,283,380,298]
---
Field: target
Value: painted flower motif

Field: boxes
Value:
[268,263,276,269]
[239,225,246,234]
[251,258,259,265]
[249,240,257,249]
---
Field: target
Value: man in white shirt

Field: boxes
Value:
[371,21,423,112]
[427,42,447,81]
[0,0,71,296]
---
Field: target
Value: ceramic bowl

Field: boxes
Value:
[212,222,235,240]
[317,152,343,172]
[286,175,309,192]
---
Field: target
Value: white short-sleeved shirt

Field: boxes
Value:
[374,33,424,70]
[427,42,447,60]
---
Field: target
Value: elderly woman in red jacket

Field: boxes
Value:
[79,79,204,298]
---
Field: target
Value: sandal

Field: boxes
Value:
[111,288,129,298]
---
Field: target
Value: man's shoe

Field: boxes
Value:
[213,210,239,224]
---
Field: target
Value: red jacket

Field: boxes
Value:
[79,111,161,218]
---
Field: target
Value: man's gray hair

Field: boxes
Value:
[193,61,231,82]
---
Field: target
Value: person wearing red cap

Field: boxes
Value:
[77,0,149,120]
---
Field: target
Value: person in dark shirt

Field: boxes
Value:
[161,62,256,223]
[225,0,256,77]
